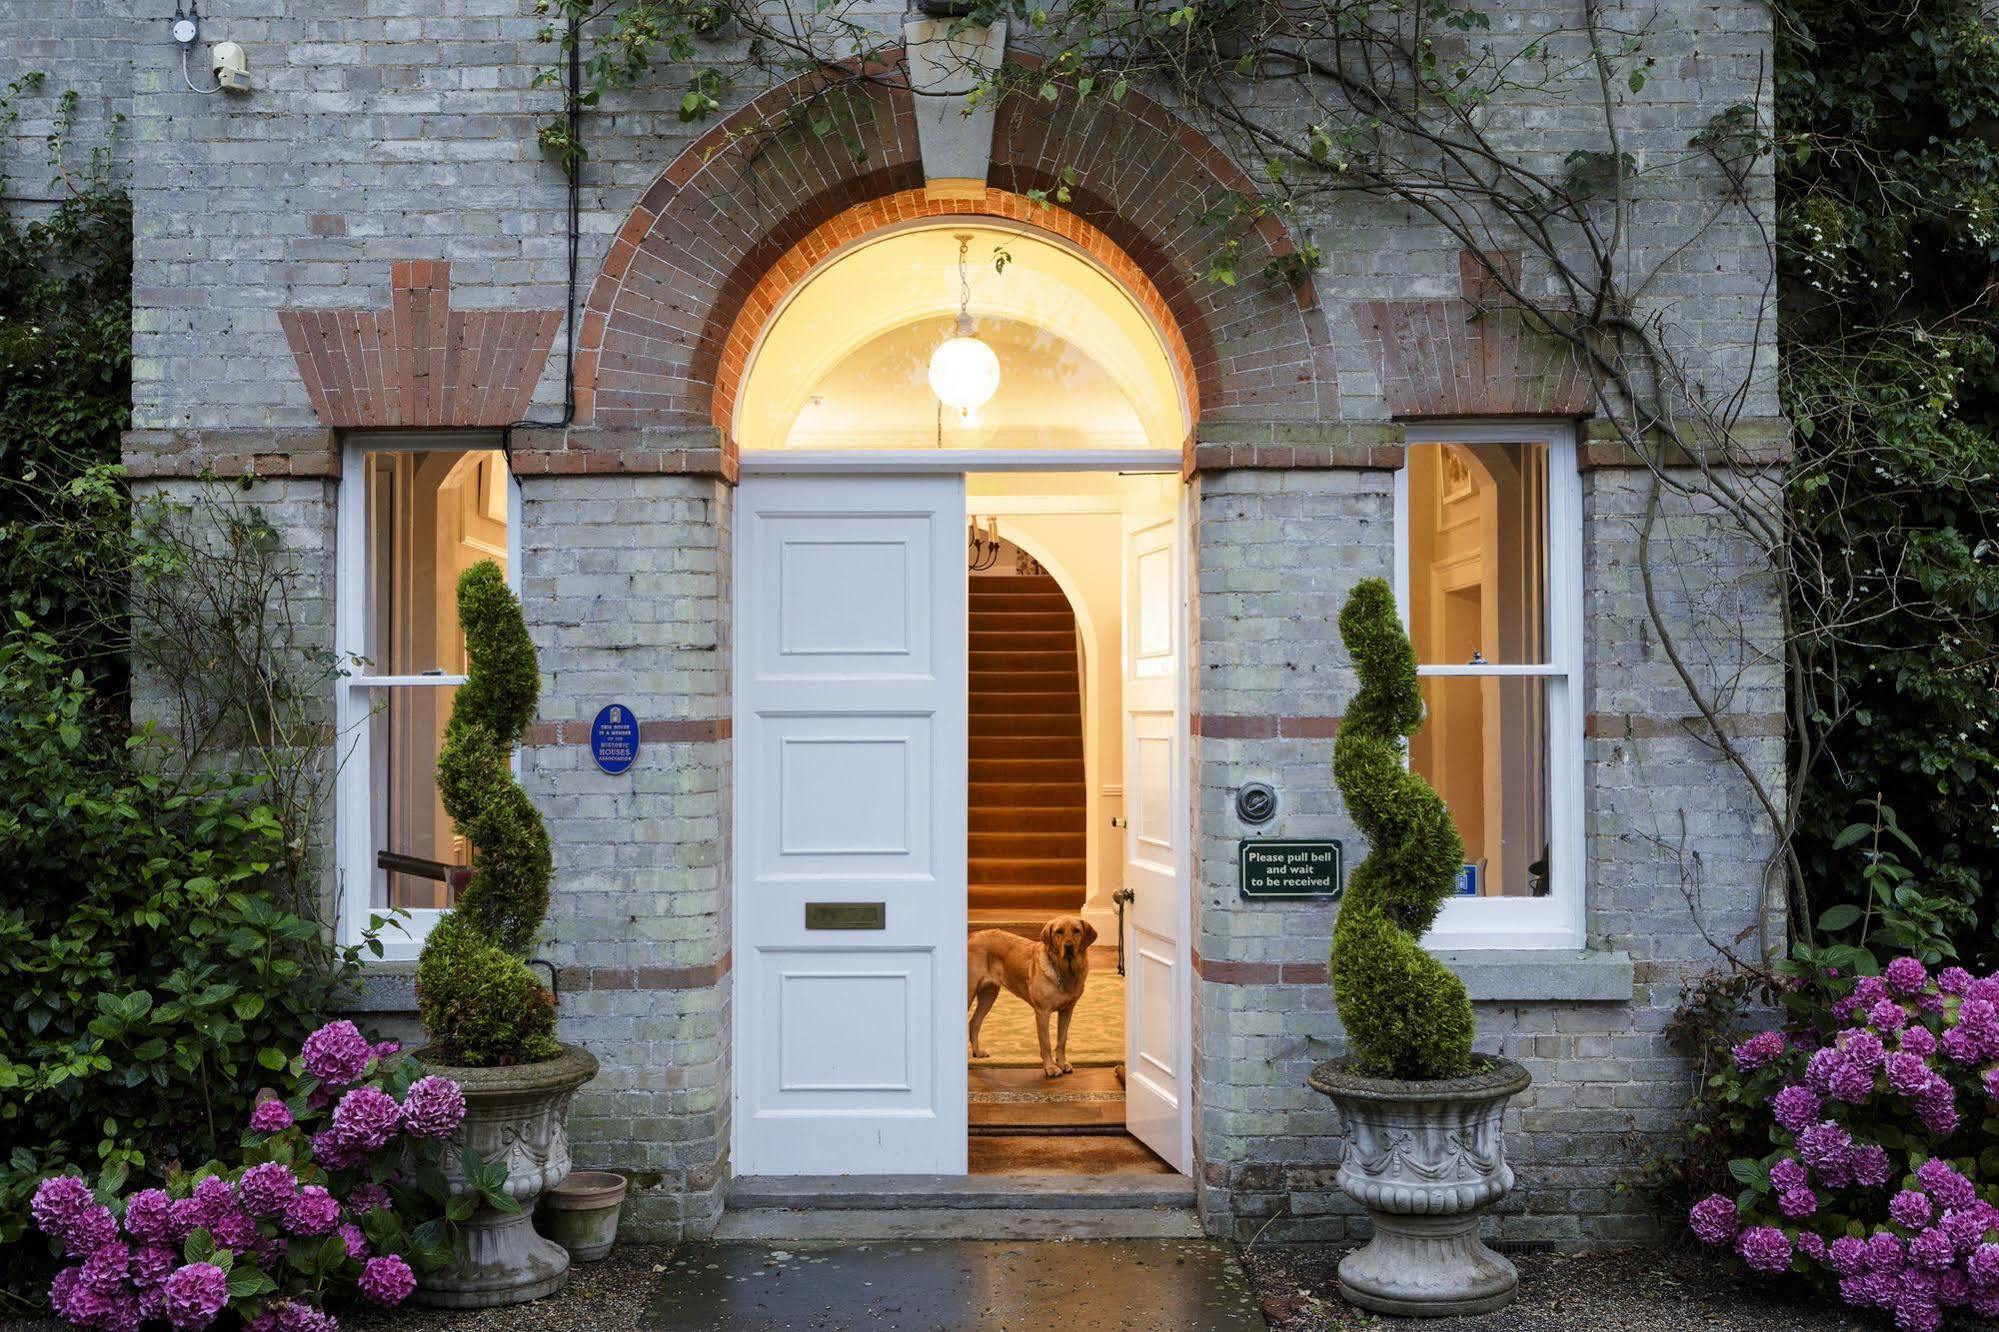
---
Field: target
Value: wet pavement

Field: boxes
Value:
[641,1238,1264,1330]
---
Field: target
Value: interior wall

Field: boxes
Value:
[968,479,1131,930]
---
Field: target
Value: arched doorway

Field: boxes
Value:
[729,213,1195,1179]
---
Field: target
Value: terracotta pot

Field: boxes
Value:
[539,1170,628,1263]
[1308,1057,1531,1318]
[409,1045,599,1309]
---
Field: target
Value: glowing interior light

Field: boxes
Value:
[928,327,1001,413]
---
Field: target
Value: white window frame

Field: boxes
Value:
[1393,420,1586,950]
[335,433,522,959]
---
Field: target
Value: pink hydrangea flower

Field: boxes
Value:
[1910,1226,1957,1270]
[48,1267,83,1321]
[239,1161,298,1216]
[1852,1143,1894,1187]
[249,1098,295,1133]
[1854,975,1891,1007]
[1870,998,1910,1033]
[1830,1061,1876,1103]
[371,1039,402,1064]
[1900,1025,1938,1059]
[330,1086,402,1151]
[1689,1194,1739,1245]
[1886,1052,1933,1096]
[1797,1120,1854,1172]
[301,1020,373,1087]
[284,1185,341,1237]
[131,1243,177,1290]
[311,1127,365,1172]
[162,1262,229,1330]
[1866,1231,1906,1271]
[1737,1225,1792,1273]
[31,1175,113,1255]
[1732,1030,1786,1071]
[1891,1190,1934,1229]
[1839,1028,1887,1069]
[79,1241,129,1294]
[1969,1242,1999,1284]
[358,1253,416,1306]
[1770,1084,1821,1132]
[1829,1235,1868,1275]
[337,1222,370,1261]
[1886,957,1929,995]
[1917,1158,1976,1210]
[1770,1157,1808,1192]
[1778,1186,1817,1218]
[399,1076,467,1140]
[1939,967,1975,996]
[122,1188,174,1244]
[1797,1230,1828,1262]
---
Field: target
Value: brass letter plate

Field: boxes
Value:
[805,902,886,930]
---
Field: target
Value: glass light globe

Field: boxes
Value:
[928,333,1000,412]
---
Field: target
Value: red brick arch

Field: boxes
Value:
[570,58,1334,464]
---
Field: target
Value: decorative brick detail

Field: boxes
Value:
[710,187,1204,433]
[1193,949,1330,986]
[1352,249,1592,418]
[277,261,561,429]
[121,428,342,480]
[577,57,1334,458]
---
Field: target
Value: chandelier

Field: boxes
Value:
[927,233,1001,417]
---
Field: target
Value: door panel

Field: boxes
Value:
[735,475,967,1176]
[1122,506,1191,1172]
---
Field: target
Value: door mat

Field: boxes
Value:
[966,971,1123,1068]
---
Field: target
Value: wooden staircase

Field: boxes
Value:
[969,574,1086,914]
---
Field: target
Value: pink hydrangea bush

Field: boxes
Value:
[1688,957,1999,1331]
[30,1022,466,1330]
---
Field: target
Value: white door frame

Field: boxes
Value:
[729,458,1194,1179]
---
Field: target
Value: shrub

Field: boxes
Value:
[1686,955,1999,1330]
[0,627,381,1298]
[414,562,560,1067]
[1327,578,1475,1080]
[28,1021,477,1330]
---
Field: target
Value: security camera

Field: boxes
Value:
[211,41,250,93]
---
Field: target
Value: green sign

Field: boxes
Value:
[1239,840,1343,900]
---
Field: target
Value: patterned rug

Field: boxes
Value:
[966,970,1124,1068]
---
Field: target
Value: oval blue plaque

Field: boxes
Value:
[590,703,639,775]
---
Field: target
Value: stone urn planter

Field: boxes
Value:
[1308,1057,1531,1318]
[539,1170,628,1262]
[411,1045,599,1309]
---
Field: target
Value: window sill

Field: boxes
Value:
[336,961,419,1015]
[1434,949,1634,1003]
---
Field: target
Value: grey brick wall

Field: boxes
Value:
[79,0,1783,1247]
[2,0,129,210]
[519,474,733,1238]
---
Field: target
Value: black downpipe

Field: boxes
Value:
[504,12,584,461]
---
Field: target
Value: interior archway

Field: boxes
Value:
[732,221,1193,454]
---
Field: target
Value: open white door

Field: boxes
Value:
[733,474,968,1176]
[1121,498,1191,1172]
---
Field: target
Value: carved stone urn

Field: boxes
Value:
[411,1046,598,1309]
[1308,1057,1531,1318]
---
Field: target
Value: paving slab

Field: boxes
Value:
[641,1239,1265,1331]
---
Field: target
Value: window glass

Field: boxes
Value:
[1406,443,1549,665]
[359,446,508,912]
[1410,677,1551,899]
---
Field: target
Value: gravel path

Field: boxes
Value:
[1240,1243,1873,1331]
[3,1241,1873,1330]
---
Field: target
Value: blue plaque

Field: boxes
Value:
[590,703,639,775]
[1456,863,1480,897]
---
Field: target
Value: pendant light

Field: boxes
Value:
[927,233,1001,415]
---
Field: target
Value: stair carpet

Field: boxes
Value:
[969,574,1087,915]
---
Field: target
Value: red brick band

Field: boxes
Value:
[1193,715,1341,739]
[1192,948,1329,986]
[522,717,732,746]
[557,953,732,993]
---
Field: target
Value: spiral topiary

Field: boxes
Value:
[1328,577,1476,1080]
[414,561,560,1067]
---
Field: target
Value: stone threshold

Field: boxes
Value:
[720,1173,1202,1241]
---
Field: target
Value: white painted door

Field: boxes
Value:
[734,475,968,1176]
[1122,499,1191,1172]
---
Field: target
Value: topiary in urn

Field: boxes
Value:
[412,561,597,1308]
[1311,577,1530,1318]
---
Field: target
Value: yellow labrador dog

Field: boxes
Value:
[967,916,1098,1078]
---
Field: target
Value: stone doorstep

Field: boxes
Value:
[727,1173,1196,1211]
[722,1172,1202,1241]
